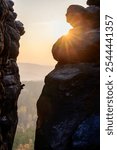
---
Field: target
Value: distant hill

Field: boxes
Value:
[13,80,44,149]
[13,63,54,149]
[18,63,54,81]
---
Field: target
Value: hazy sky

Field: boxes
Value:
[14,0,87,65]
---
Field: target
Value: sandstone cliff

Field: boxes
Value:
[0,0,24,149]
[35,0,100,150]
[35,63,100,150]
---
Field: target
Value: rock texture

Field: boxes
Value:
[35,64,100,150]
[0,0,24,149]
[87,0,100,7]
[35,0,100,150]
[52,5,100,64]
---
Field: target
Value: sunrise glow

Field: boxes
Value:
[14,0,87,65]
[51,21,72,39]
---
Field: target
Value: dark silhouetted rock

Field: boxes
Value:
[0,0,24,149]
[35,64,100,150]
[52,4,100,64]
[86,6,100,28]
[87,0,100,6]
[15,21,25,36]
[72,115,100,150]
[35,1,100,150]
[0,0,8,55]
[52,28,100,64]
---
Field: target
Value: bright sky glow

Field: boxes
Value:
[14,0,87,65]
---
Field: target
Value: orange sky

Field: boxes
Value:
[14,0,87,65]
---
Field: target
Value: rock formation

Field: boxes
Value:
[0,0,24,149]
[87,0,100,6]
[35,0,100,150]
[52,4,100,64]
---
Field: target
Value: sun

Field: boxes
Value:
[51,20,72,39]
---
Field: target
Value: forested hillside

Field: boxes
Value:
[13,81,44,150]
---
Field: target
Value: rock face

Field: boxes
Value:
[87,0,100,6]
[35,64,100,150]
[52,5,100,64]
[0,0,24,149]
[35,1,100,150]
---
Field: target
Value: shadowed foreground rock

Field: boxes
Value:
[35,0,100,150]
[35,64,100,150]
[0,0,24,149]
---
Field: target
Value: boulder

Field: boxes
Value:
[35,63,100,150]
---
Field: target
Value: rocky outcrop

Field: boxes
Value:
[35,64,100,150]
[87,0,100,6]
[52,5,100,64]
[35,1,100,150]
[0,0,24,149]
